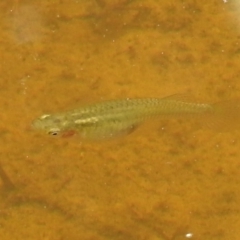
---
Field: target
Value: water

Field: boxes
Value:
[0,0,240,239]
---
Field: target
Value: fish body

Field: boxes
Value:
[32,95,215,139]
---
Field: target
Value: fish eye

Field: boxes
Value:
[48,131,58,136]
[48,128,60,136]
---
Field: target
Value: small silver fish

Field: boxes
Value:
[32,94,240,139]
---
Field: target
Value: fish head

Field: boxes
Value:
[32,114,65,136]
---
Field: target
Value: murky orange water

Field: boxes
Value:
[1,0,240,239]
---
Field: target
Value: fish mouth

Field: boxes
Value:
[31,118,61,135]
[31,118,42,130]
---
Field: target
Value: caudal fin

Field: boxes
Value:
[203,99,240,131]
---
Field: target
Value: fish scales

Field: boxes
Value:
[32,95,217,139]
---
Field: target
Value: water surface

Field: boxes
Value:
[0,0,240,239]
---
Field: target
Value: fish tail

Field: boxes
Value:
[202,99,240,131]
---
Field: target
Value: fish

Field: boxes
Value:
[32,94,240,139]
